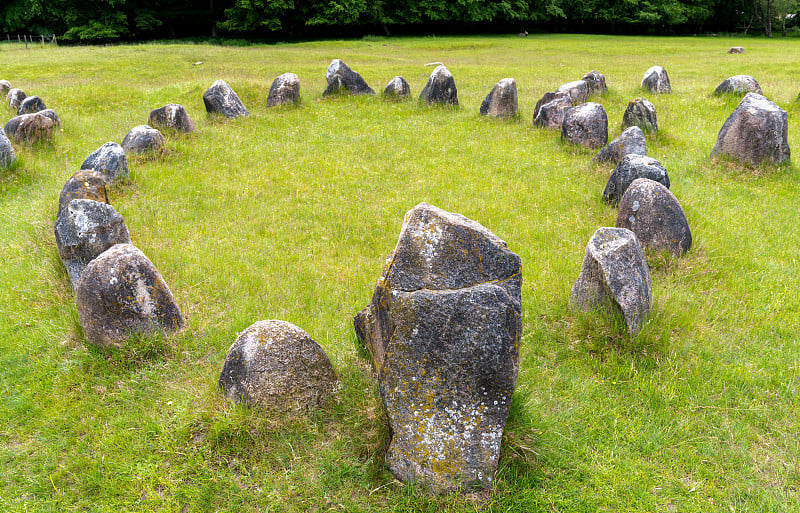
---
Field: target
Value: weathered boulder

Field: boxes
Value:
[571,227,652,334]
[121,125,165,155]
[419,65,459,106]
[203,79,250,119]
[17,95,46,115]
[711,92,790,166]
[603,154,670,205]
[267,73,301,107]
[6,88,26,110]
[219,320,340,411]
[581,70,608,95]
[148,104,197,133]
[75,243,184,347]
[557,80,589,104]
[616,178,692,256]
[728,46,745,54]
[532,91,572,129]
[323,59,375,96]
[38,109,61,128]
[354,203,521,493]
[383,76,411,100]
[0,128,15,169]
[641,65,671,94]
[3,112,54,145]
[713,75,762,96]
[561,102,608,149]
[593,126,647,165]
[56,170,108,218]
[622,98,658,133]
[81,142,129,183]
[54,199,131,288]
[0,80,10,95]
[479,78,518,119]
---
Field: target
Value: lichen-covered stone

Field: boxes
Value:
[570,227,652,334]
[532,91,572,129]
[711,92,789,167]
[82,142,129,183]
[17,95,46,115]
[323,59,375,96]
[6,88,26,110]
[557,80,589,104]
[713,75,762,96]
[121,125,165,155]
[3,112,54,145]
[219,320,340,411]
[75,243,184,347]
[57,170,108,218]
[603,154,670,205]
[0,128,15,169]
[383,76,411,100]
[622,98,658,133]
[38,109,61,128]
[581,70,608,95]
[148,104,197,133]
[641,66,671,94]
[203,79,249,119]
[479,78,518,119]
[0,80,10,95]
[594,126,647,165]
[561,102,608,149]
[267,73,301,106]
[419,65,459,106]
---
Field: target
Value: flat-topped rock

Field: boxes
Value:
[419,65,458,106]
[82,142,129,183]
[383,76,411,100]
[594,126,647,165]
[603,154,669,205]
[203,79,249,119]
[714,75,762,96]
[267,73,301,106]
[561,102,608,149]
[641,66,671,94]
[622,98,658,133]
[711,92,789,166]
[532,91,572,129]
[323,59,375,96]
[148,104,197,133]
[479,78,518,119]
[121,125,165,155]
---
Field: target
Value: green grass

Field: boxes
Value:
[1,34,799,511]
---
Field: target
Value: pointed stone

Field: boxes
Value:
[267,73,301,106]
[479,78,518,119]
[419,65,458,106]
[203,79,249,119]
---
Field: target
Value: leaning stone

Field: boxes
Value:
[17,95,46,115]
[622,98,658,133]
[0,128,15,169]
[728,47,745,54]
[616,178,692,256]
[557,80,589,104]
[479,78,518,119]
[219,320,340,411]
[581,70,608,95]
[121,125,165,155]
[54,199,131,288]
[267,73,301,106]
[323,59,375,96]
[603,154,670,205]
[6,88,26,110]
[148,104,197,133]
[594,126,646,164]
[38,109,61,128]
[3,112,54,145]
[0,80,10,95]
[641,66,671,94]
[532,91,572,129]
[75,243,184,347]
[561,102,608,149]
[419,65,459,106]
[56,170,108,218]
[713,75,762,96]
[203,79,249,119]
[82,142,129,183]
[571,227,652,334]
[711,92,790,166]
[383,76,411,100]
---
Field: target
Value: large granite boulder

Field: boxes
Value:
[383,76,411,100]
[0,80,10,95]
[581,70,608,95]
[557,80,589,104]
[713,75,762,96]
[622,98,658,133]
[479,78,518,119]
[3,112,54,145]
[561,102,608,149]
[6,88,26,110]
[593,126,646,165]
[603,154,670,205]
[616,178,692,256]
[121,125,165,155]
[203,79,249,119]
[641,66,671,94]
[219,320,340,411]
[267,73,301,107]
[81,142,129,183]
[17,95,46,115]
[148,104,197,133]
[711,92,790,167]
[354,203,521,493]
[54,199,131,288]
[75,243,184,347]
[419,65,459,106]
[532,91,572,129]
[0,128,15,169]
[56,169,108,218]
[323,59,375,96]
[571,227,652,334]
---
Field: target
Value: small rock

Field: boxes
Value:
[383,76,411,100]
[323,59,375,96]
[419,64,459,106]
[148,104,197,133]
[713,75,762,96]
[479,78,518,119]
[711,92,790,166]
[82,142,129,183]
[561,102,608,149]
[121,125,165,155]
[0,128,15,169]
[17,95,46,115]
[56,169,109,218]
[0,80,10,95]
[622,98,658,133]
[532,91,572,129]
[267,73,301,107]
[728,47,745,54]
[603,154,670,205]
[203,79,250,119]
[581,70,608,95]
[3,112,54,145]
[557,80,589,104]
[594,126,647,164]
[6,88,26,110]
[641,66,671,94]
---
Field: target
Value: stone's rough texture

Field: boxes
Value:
[17,95,46,115]
[711,93,790,166]
[323,59,375,96]
[622,97,658,133]
[267,73,301,106]
[594,126,647,164]
[728,46,745,54]
[557,80,589,104]
[75,243,184,347]
[121,125,165,155]
[203,79,249,119]
[0,80,10,95]
[616,178,692,256]
[57,170,108,218]
[38,109,61,127]
[54,199,131,288]
[419,65,459,106]
[219,320,340,411]
[148,104,197,133]
[571,227,652,334]
[582,70,608,95]
[6,88,26,110]
[3,112,54,144]
[0,128,15,168]
[641,65,671,94]
[383,76,411,99]
[532,91,572,129]
[603,154,670,205]
[479,78,518,119]
[714,75,762,96]
[354,203,521,493]
[82,142,129,183]
[561,102,609,149]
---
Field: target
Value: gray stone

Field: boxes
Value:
[75,243,184,347]
[267,73,301,107]
[557,80,589,104]
[57,169,108,218]
[603,154,669,205]
[81,142,129,183]
[121,125,165,155]
[419,65,459,106]
[616,178,692,256]
[0,128,15,169]
[383,76,411,100]
[641,65,671,94]
[6,88,26,110]
[561,102,608,149]
[570,227,652,334]
[17,95,46,115]
[581,70,608,95]
[479,78,518,119]
[148,104,197,133]
[713,75,762,96]
[323,59,375,96]
[219,320,340,411]
[0,80,10,95]
[622,98,658,133]
[711,92,790,166]
[594,126,647,165]
[203,79,249,119]
[728,46,745,54]
[532,91,572,129]
[38,109,61,128]
[3,112,54,145]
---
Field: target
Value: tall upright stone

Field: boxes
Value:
[641,66,671,94]
[622,98,658,133]
[561,102,608,149]
[419,65,459,106]
[479,78,518,119]
[267,73,301,106]
[203,79,250,119]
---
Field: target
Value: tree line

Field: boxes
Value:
[1,0,797,42]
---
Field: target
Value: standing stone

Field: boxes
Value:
[354,203,521,493]
[57,170,109,218]
[323,59,375,96]
[267,73,301,107]
[479,78,518,119]
[17,95,46,115]
[728,47,745,54]
[75,243,185,348]
[641,66,671,94]
[121,125,165,155]
[622,98,658,133]
[713,75,762,96]
[82,142,129,183]
[419,65,459,106]
[603,154,670,205]
[6,88,26,110]
[561,102,608,149]
[571,227,652,335]
[383,76,411,100]
[203,79,250,119]
[148,104,197,133]
[711,92,790,166]
[0,128,15,169]
[0,80,10,95]
[532,91,572,129]
[581,70,608,95]
[616,178,692,256]
[3,113,54,145]
[557,80,589,104]
[219,320,340,411]
[593,126,647,164]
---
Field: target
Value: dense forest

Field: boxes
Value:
[0,0,798,42]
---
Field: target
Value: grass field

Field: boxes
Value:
[1,34,799,512]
